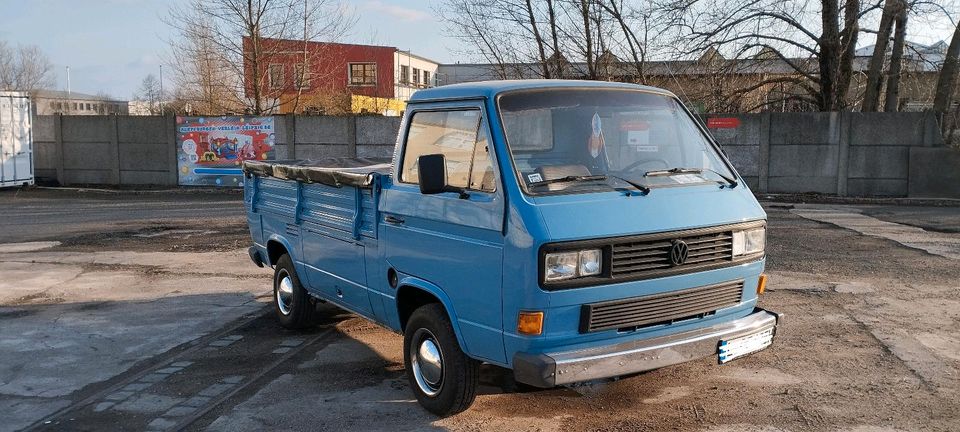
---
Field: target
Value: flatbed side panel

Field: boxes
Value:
[299,181,373,315]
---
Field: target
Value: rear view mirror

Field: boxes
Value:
[417,154,469,198]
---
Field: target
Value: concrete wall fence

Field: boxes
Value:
[707,112,958,198]
[31,112,959,198]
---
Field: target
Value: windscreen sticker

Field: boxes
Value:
[588,112,604,158]
[671,174,704,184]
[527,173,543,183]
[635,145,659,152]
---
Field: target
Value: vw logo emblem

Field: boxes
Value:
[669,240,689,266]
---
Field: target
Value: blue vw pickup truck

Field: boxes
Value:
[243,80,780,415]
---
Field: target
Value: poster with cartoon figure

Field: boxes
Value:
[176,116,275,187]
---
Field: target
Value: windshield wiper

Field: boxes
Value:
[605,174,651,195]
[529,174,651,195]
[528,175,608,188]
[644,167,738,189]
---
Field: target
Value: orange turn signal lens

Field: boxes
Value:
[517,311,544,335]
[757,274,768,295]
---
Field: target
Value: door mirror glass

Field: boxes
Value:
[418,154,447,194]
[418,154,469,198]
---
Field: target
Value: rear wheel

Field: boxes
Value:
[272,254,316,329]
[403,303,479,416]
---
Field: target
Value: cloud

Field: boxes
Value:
[363,1,430,22]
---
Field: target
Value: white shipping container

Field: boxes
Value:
[0,91,34,188]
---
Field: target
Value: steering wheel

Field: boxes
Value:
[620,158,670,174]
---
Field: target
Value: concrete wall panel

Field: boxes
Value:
[120,144,172,171]
[356,117,401,145]
[357,144,396,159]
[61,117,111,142]
[117,117,167,144]
[64,169,112,184]
[62,142,112,169]
[848,113,927,146]
[847,178,908,197]
[768,144,837,177]
[847,146,909,179]
[708,114,762,145]
[295,144,352,159]
[767,176,837,194]
[769,113,834,145]
[909,147,960,198]
[32,115,56,142]
[295,117,351,144]
[722,145,760,177]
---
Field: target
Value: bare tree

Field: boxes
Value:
[439,0,664,83]
[882,0,909,111]
[0,40,55,92]
[862,0,899,111]
[165,0,353,115]
[933,19,960,142]
[666,0,866,111]
[134,74,165,115]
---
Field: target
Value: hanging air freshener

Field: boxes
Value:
[588,112,604,159]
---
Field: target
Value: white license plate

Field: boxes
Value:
[719,328,774,363]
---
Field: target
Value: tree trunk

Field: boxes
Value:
[819,0,841,111]
[837,0,860,110]
[524,0,550,78]
[883,1,907,112]
[546,0,560,77]
[932,21,960,114]
[862,0,898,111]
[579,0,596,79]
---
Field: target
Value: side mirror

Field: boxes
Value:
[417,154,469,198]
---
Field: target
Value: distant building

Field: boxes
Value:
[435,40,956,113]
[30,90,128,115]
[243,38,439,115]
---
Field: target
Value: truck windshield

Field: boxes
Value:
[498,88,735,195]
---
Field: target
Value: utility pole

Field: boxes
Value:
[159,65,164,115]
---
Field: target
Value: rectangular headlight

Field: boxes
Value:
[544,249,602,281]
[733,227,765,256]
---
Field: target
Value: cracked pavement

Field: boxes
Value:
[1,189,959,431]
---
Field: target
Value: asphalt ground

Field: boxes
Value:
[1,188,959,431]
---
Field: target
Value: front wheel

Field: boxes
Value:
[403,303,479,416]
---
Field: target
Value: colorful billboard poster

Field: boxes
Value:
[176,116,275,187]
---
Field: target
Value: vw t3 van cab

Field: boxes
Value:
[243,80,780,416]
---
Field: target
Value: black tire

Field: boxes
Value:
[272,254,316,329]
[403,303,479,416]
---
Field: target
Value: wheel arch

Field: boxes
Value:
[394,277,469,353]
[265,234,295,267]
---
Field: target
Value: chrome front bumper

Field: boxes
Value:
[513,307,782,388]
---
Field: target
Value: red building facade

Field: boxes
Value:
[243,38,399,113]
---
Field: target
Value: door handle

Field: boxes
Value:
[384,215,405,225]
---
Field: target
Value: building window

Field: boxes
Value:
[86,103,92,110]
[423,70,431,87]
[268,64,284,89]
[412,67,420,86]
[294,63,310,89]
[73,102,78,110]
[349,63,377,85]
[400,65,410,84]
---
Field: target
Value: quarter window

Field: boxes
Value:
[349,63,377,85]
[401,110,496,192]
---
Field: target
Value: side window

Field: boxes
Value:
[401,110,496,193]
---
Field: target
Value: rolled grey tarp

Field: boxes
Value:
[242,157,392,188]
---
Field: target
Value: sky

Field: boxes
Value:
[0,0,456,99]
[0,1,955,99]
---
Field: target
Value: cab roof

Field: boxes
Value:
[407,79,676,103]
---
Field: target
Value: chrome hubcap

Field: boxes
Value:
[276,272,294,315]
[411,329,443,396]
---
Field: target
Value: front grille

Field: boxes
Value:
[611,230,734,279]
[580,280,744,333]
